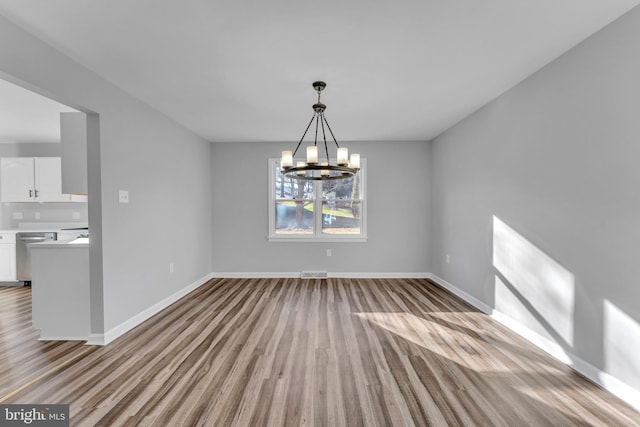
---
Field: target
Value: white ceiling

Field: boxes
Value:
[0,0,638,143]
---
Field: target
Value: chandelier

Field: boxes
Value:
[280,81,360,181]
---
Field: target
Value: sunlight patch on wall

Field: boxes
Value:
[493,216,575,347]
[604,300,640,391]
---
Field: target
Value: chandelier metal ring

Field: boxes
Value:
[280,81,360,181]
[281,165,356,181]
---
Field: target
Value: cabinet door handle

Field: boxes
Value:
[35,189,39,198]
[29,189,33,198]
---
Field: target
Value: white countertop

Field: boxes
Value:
[28,237,89,248]
[0,223,88,234]
[1,229,71,233]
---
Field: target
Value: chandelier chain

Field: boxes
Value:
[322,114,339,148]
[320,112,330,161]
[292,113,317,157]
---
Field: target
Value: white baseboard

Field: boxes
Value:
[39,335,87,342]
[87,272,214,346]
[212,272,300,278]
[331,272,431,279]
[490,309,640,411]
[428,273,492,314]
[211,272,431,279]
[428,274,640,412]
[86,334,106,346]
[489,309,574,365]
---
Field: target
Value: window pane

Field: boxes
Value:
[275,200,314,235]
[275,168,313,199]
[321,200,362,235]
[322,174,361,200]
[269,159,365,240]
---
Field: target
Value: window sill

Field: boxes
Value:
[267,236,367,243]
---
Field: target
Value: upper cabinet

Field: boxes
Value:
[0,157,71,202]
[60,112,88,195]
[1,157,33,202]
[35,158,70,201]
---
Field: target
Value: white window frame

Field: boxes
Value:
[268,158,367,242]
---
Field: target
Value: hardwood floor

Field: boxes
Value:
[1,278,639,426]
[0,286,94,399]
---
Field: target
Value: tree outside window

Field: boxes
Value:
[268,159,366,241]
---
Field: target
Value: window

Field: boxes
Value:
[268,158,366,241]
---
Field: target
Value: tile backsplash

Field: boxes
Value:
[1,202,88,229]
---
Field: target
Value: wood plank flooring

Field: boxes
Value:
[1,278,639,426]
[0,285,94,398]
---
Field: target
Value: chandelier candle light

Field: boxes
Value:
[280,81,360,180]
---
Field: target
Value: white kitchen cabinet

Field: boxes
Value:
[0,157,71,202]
[0,158,33,202]
[0,232,17,281]
[34,158,71,202]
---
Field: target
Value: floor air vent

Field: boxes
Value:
[300,271,328,279]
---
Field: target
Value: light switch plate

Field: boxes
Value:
[118,190,129,204]
[13,212,23,220]
[72,212,81,220]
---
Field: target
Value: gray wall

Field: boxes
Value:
[0,15,213,334]
[430,7,640,392]
[211,140,430,275]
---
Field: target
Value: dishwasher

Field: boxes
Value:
[16,232,57,285]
